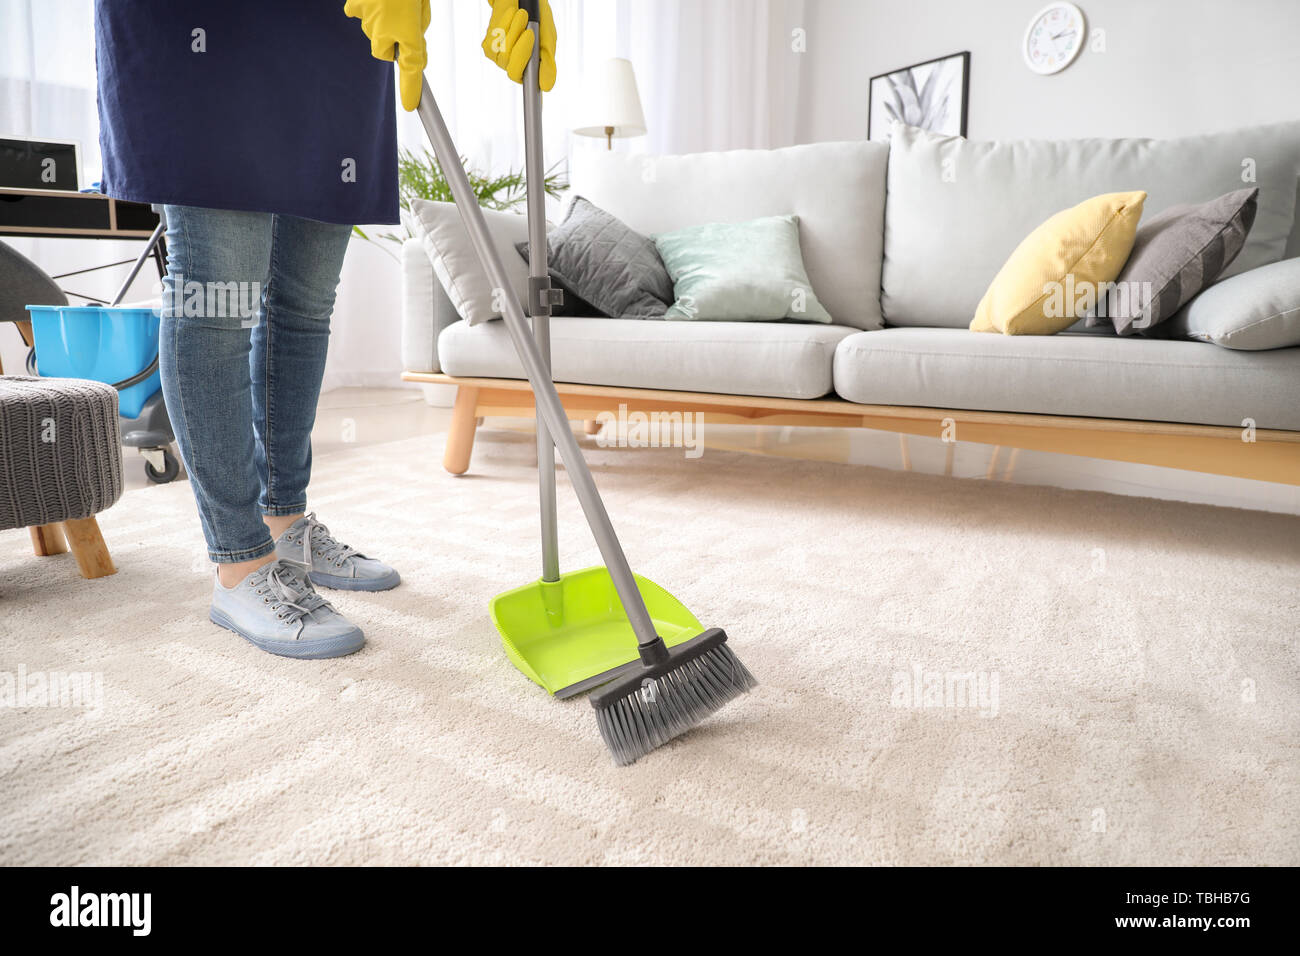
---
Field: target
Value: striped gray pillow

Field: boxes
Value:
[1100,187,1258,335]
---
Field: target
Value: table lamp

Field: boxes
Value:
[572,58,647,150]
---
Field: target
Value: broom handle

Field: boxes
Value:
[415,79,662,650]
[521,13,561,585]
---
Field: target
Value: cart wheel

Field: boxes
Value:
[144,448,180,484]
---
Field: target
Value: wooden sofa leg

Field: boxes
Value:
[444,385,481,475]
[985,446,1002,480]
[30,523,69,556]
[1002,448,1022,482]
[62,516,116,579]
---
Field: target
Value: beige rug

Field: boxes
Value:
[2,427,1297,866]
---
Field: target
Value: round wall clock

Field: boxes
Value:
[1023,2,1086,75]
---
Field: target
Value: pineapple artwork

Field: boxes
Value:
[868,51,969,142]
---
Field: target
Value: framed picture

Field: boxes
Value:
[868,51,970,142]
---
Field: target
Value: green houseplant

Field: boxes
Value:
[354,147,568,249]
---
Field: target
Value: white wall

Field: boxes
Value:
[794,0,1300,143]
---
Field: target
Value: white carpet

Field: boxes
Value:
[1,428,1297,865]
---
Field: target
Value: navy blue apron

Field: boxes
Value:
[95,0,400,225]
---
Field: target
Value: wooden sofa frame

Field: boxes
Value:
[402,372,1300,487]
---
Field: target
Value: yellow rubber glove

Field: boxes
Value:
[344,0,432,111]
[482,0,557,91]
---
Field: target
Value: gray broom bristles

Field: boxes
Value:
[593,637,757,766]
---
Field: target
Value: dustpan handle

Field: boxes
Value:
[521,15,561,585]
[415,77,662,650]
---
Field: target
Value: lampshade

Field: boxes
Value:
[572,58,648,144]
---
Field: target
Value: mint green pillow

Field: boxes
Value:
[653,215,833,322]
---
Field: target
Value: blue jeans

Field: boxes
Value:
[160,205,352,563]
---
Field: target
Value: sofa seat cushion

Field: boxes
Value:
[832,327,1300,430]
[439,318,859,400]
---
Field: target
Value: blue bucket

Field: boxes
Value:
[25,305,162,419]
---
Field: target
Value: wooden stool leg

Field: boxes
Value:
[61,516,117,579]
[30,523,69,556]
[443,385,481,476]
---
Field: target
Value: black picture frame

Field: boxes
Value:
[868,51,970,142]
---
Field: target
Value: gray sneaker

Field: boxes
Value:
[209,559,365,659]
[274,513,400,592]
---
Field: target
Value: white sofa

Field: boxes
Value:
[401,122,1300,479]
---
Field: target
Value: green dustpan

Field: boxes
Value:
[491,567,703,699]
[418,35,707,704]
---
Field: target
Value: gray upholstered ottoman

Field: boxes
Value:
[1,376,123,578]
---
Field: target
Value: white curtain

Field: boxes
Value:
[403,1,806,161]
[1,0,100,178]
[0,0,810,387]
[599,0,808,154]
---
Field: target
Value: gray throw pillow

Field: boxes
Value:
[1160,256,1300,350]
[516,196,673,318]
[1100,187,1258,335]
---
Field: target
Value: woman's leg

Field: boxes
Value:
[252,214,401,592]
[160,205,276,573]
[250,214,351,523]
[160,205,364,659]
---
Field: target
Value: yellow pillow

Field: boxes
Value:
[970,191,1146,335]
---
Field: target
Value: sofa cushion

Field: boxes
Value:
[655,215,833,322]
[439,318,859,400]
[883,122,1300,328]
[832,327,1300,430]
[516,196,674,318]
[971,191,1146,335]
[1102,188,1258,335]
[571,140,889,330]
[409,200,532,327]
[1163,257,1300,351]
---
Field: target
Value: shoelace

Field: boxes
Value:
[253,562,330,626]
[289,513,360,571]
